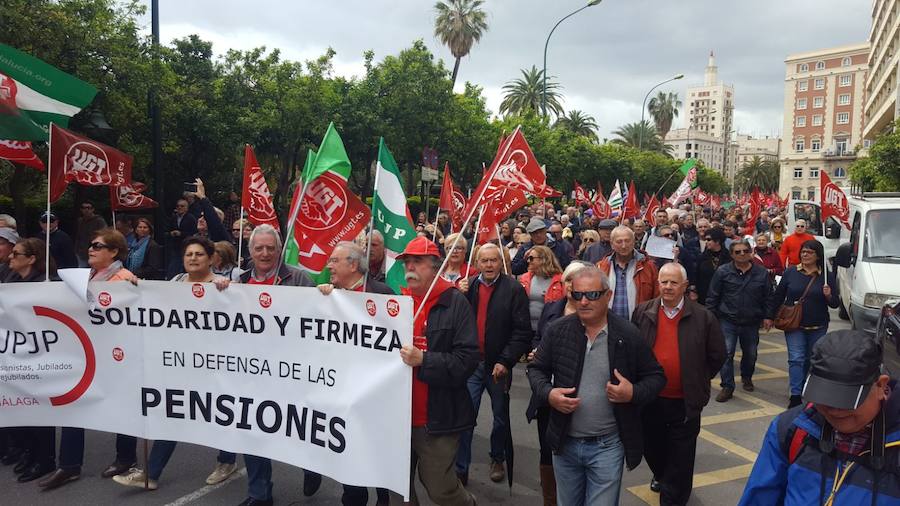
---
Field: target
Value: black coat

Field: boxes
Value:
[364,278,395,295]
[706,262,772,325]
[465,273,533,371]
[694,247,731,305]
[527,312,666,470]
[47,228,78,269]
[510,238,572,275]
[419,287,480,435]
[132,240,164,281]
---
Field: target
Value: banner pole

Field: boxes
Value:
[431,207,440,243]
[654,168,682,201]
[237,206,245,270]
[45,124,53,281]
[277,181,311,283]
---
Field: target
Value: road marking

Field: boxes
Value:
[698,429,759,461]
[750,362,790,380]
[702,407,781,426]
[164,467,247,506]
[627,464,755,505]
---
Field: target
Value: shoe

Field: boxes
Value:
[237,498,273,506]
[489,460,505,483]
[742,378,755,392]
[716,387,734,402]
[101,460,136,478]
[206,462,237,485]
[456,469,468,486]
[38,468,80,489]
[13,452,34,474]
[649,477,661,493]
[112,468,158,490]
[1,448,23,465]
[303,470,322,496]
[18,462,55,483]
[788,394,803,409]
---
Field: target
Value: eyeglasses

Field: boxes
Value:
[582,238,595,243]
[571,289,607,301]
[732,249,751,255]
[525,256,538,263]
[796,225,806,228]
[662,233,675,239]
[772,225,783,228]
[10,251,30,258]
[232,228,241,232]
[89,242,113,251]
[326,256,350,265]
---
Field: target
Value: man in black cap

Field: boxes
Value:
[39,212,78,269]
[739,330,900,505]
[582,219,617,264]
[511,217,571,275]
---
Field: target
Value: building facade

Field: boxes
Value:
[779,43,869,200]
[863,0,900,143]
[735,134,781,166]
[666,128,737,178]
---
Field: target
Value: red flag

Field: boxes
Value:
[0,140,44,170]
[643,195,660,227]
[109,181,158,210]
[695,189,711,207]
[573,181,591,207]
[642,192,650,206]
[742,187,762,236]
[242,145,280,231]
[591,183,611,220]
[623,181,640,219]
[439,162,468,232]
[48,124,132,203]
[821,172,850,229]
[288,173,371,273]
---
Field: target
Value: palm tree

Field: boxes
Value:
[647,91,682,138]
[736,156,779,192]
[499,66,564,117]
[556,110,598,140]
[611,120,673,155]
[434,0,489,88]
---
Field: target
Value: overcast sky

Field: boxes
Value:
[144,0,871,140]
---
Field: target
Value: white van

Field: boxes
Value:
[834,191,900,334]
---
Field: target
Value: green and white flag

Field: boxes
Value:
[0,43,97,141]
[372,138,416,293]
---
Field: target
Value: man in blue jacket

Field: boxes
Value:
[739,330,900,505]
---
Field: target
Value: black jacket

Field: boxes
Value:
[510,238,572,275]
[694,247,731,305]
[419,287,480,435]
[706,262,773,325]
[536,298,567,349]
[197,197,231,243]
[132,240,164,281]
[364,278,395,295]
[239,262,314,287]
[632,298,726,419]
[47,228,78,269]
[527,312,666,470]
[465,273,532,371]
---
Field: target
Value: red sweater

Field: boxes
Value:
[654,306,684,399]
[779,232,815,267]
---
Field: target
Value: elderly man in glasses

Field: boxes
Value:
[779,219,816,268]
[632,262,726,505]
[528,264,665,506]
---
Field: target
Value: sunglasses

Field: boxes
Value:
[662,233,675,239]
[583,238,595,243]
[732,249,751,255]
[232,228,241,232]
[89,242,113,251]
[525,256,538,263]
[796,225,806,228]
[572,289,607,301]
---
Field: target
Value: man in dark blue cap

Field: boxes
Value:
[739,330,900,505]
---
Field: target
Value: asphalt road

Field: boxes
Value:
[6,310,889,506]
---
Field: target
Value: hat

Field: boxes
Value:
[802,330,883,410]
[0,227,19,245]
[526,217,547,233]
[40,211,57,222]
[396,236,441,260]
[597,219,618,230]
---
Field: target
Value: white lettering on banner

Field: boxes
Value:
[0,281,413,498]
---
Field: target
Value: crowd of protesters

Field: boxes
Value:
[2,188,887,506]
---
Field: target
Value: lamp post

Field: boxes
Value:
[638,73,684,150]
[542,0,602,118]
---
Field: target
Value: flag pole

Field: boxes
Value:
[236,206,245,270]
[496,223,508,275]
[45,124,53,281]
[277,178,312,283]
[363,158,384,294]
[431,207,440,243]
[467,206,484,268]
[412,126,521,322]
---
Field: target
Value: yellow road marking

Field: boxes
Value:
[698,429,759,461]
[627,464,755,505]
[702,408,781,426]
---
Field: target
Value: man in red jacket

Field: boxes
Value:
[779,220,815,267]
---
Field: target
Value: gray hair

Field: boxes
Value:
[335,241,367,274]
[0,214,16,229]
[729,238,752,253]
[562,260,593,283]
[369,229,384,243]
[249,224,282,251]
[659,262,688,282]
[610,225,635,242]
[568,264,610,290]
[476,242,501,260]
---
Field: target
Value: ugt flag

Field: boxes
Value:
[0,139,44,170]
[438,162,466,233]
[0,43,97,141]
[372,138,416,293]
[242,145,280,230]
[821,171,850,229]
[110,181,158,210]
[49,124,132,202]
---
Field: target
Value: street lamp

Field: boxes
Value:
[542,0,603,118]
[638,73,684,150]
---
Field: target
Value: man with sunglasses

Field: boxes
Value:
[74,200,107,267]
[632,262,725,505]
[528,265,665,506]
[705,239,773,403]
[779,219,815,267]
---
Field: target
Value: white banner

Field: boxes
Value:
[0,281,412,497]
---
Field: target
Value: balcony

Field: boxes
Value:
[823,148,856,158]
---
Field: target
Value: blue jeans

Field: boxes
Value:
[785,326,828,395]
[218,450,236,464]
[244,455,272,500]
[147,440,177,480]
[719,321,760,389]
[455,362,509,473]
[552,434,624,506]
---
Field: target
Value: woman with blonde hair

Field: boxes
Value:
[577,229,600,260]
[440,232,477,285]
[518,245,564,333]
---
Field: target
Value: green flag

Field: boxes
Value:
[301,122,351,184]
[372,138,416,293]
[678,158,698,176]
[0,43,97,141]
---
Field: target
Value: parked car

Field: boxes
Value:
[877,298,900,356]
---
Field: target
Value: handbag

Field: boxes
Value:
[774,275,817,331]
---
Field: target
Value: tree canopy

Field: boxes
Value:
[850,120,900,191]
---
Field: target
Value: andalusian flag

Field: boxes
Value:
[678,158,699,188]
[0,44,97,141]
[372,138,416,293]
[608,179,623,211]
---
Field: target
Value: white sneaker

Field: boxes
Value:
[112,468,158,490]
[205,462,237,485]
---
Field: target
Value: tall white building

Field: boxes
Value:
[735,134,781,166]
[863,0,900,143]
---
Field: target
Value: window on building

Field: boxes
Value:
[812,115,824,126]
[800,63,809,72]
[810,167,819,178]
[834,167,847,177]
[711,124,716,129]
[840,75,852,86]
[712,100,717,104]
[813,97,824,108]
[794,168,804,178]
[836,138,848,154]
[808,188,816,200]
[814,78,825,90]
[838,93,851,105]
[842,57,852,67]
[795,138,805,151]
[837,112,850,124]
[686,143,692,149]
[816,61,825,70]
[797,98,808,109]
[796,116,806,127]
[811,138,822,151]
[798,80,808,91]
[792,190,802,200]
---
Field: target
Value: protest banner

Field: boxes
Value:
[0,281,412,497]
